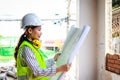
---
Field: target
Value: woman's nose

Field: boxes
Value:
[40,31,42,35]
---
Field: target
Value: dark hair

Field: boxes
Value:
[25,26,38,29]
[14,33,27,66]
[14,26,38,66]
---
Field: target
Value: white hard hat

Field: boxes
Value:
[21,13,43,29]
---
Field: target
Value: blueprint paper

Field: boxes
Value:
[68,25,91,63]
[50,25,91,80]
[60,26,78,53]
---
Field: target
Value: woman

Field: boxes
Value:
[14,13,71,80]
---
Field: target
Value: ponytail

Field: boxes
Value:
[14,26,37,66]
[14,33,27,66]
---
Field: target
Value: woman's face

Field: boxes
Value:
[28,26,42,40]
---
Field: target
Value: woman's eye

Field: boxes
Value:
[38,29,41,31]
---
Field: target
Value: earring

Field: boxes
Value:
[32,39,41,49]
[24,34,26,37]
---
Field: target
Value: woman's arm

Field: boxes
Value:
[45,58,55,68]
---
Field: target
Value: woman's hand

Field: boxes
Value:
[56,64,71,73]
[54,52,61,61]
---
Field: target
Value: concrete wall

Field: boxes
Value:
[104,0,120,80]
[97,0,106,80]
[77,0,120,80]
[77,0,97,80]
[97,0,120,80]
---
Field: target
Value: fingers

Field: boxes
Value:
[65,64,71,71]
[56,52,61,56]
[66,65,69,71]
[54,53,61,61]
[57,64,72,73]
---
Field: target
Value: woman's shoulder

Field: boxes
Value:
[20,46,33,54]
[20,45,35,58]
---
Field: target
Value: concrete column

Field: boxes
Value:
[77,0,97,80]
[97,0,106,79]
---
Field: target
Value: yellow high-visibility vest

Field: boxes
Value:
[17,41,49,80]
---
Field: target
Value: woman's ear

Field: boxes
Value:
[28,28,32,34]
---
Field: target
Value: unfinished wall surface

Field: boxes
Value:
[98,0,120,80]
[77,0,120,80]
[104,3,120,80]
[106,54,120,74]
